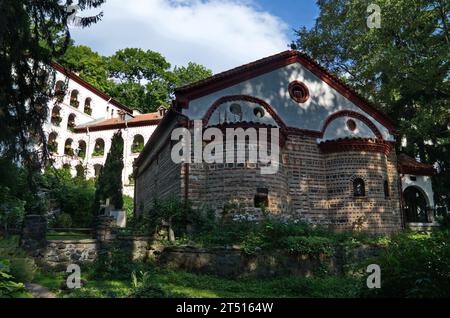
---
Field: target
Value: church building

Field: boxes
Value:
[134,51,437,234]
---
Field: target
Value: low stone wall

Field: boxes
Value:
[157,244,385,278]
[37,240,98,269]
[33,236,158,270]
[158,246,336,277]
[30,235,384,277]
[115,236,163,261]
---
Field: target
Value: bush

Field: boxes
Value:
[7,257,36,283]
[123,195,134,226]
[44,168,96,227]
[282,236,333,256]
[361,230,450,298]
[0,237,36,284]
[0,259,30,298]
[129,270,172,298]
[51,213,73,228]
[0,186,25,236]
[93,242,138,279]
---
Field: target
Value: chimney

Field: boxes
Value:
[158,106,167,117]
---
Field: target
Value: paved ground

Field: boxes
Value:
[24,283,57,298]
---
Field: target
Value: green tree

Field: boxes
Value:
[56,45,213,113]
[292,0,450,208]
[173,62,213,87]
[93,131,125,214]
[57,45,113,92]
[106,48,173,112]
[0,0,104,214]
[43,168,96,227]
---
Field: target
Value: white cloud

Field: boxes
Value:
[70,0,290,73]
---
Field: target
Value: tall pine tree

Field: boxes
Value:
[0,0,104,214]
[93,131,124,215]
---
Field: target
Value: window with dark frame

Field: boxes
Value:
[384,180,390,198]
[353,178,366,197]
[254,188,269,208]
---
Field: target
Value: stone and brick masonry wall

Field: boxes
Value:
[135,141,182,217]
[134,128,403,234]
[322,150,402,234]
[184,134,402,233]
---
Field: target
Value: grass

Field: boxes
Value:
[46,231,92,241]
[33,266,361,298]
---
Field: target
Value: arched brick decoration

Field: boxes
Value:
[319,138,394,155]
[321,110,383,140]
[202,95,287,129]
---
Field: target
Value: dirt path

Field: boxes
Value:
[25,283,57,298]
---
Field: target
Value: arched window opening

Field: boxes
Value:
[70,90,79,108]
[77,140,87,159]
[51,106,62,126]
[384,180,390,198]
[94,164,103,178]
[404,187,429,223]
[64,138,74,156]
[92,138,105,157]
[48,132,58,154]
[131,135,145,153]
[254,188,269,208]
[55,81,65,102]
[67,113,76,132]
[353,178,366,197]
[84,98,92,115]
[128,173,135,185]
[75,164,85,179]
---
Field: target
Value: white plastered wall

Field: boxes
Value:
[401,174,435,208]
[183,62,395,141]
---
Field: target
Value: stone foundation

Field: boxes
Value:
[158,244,384,278]
[32,236,159,270]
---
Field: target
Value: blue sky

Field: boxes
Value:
[71,0,319,73]
[255,0,319,35]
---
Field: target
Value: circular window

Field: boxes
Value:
[346,119,357,131]
[253,107,265,118]
[289,81,309,103]
[229,103,242,117]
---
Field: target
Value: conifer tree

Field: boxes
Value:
[0,0,104,214]
[93,131,124,214]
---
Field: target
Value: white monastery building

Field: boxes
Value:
[44,62,163,197]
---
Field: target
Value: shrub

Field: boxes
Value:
[282,236,333,256]
[93,243,137,279]
[0,259,29,298]
[7,257,36,283]
[51,213,73,228]
[123,195,134,226]
[44,168,96,227]
[0,186,25,236]
[129,270,172,298]
[361,230,450,298]
[0,237,36,284]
